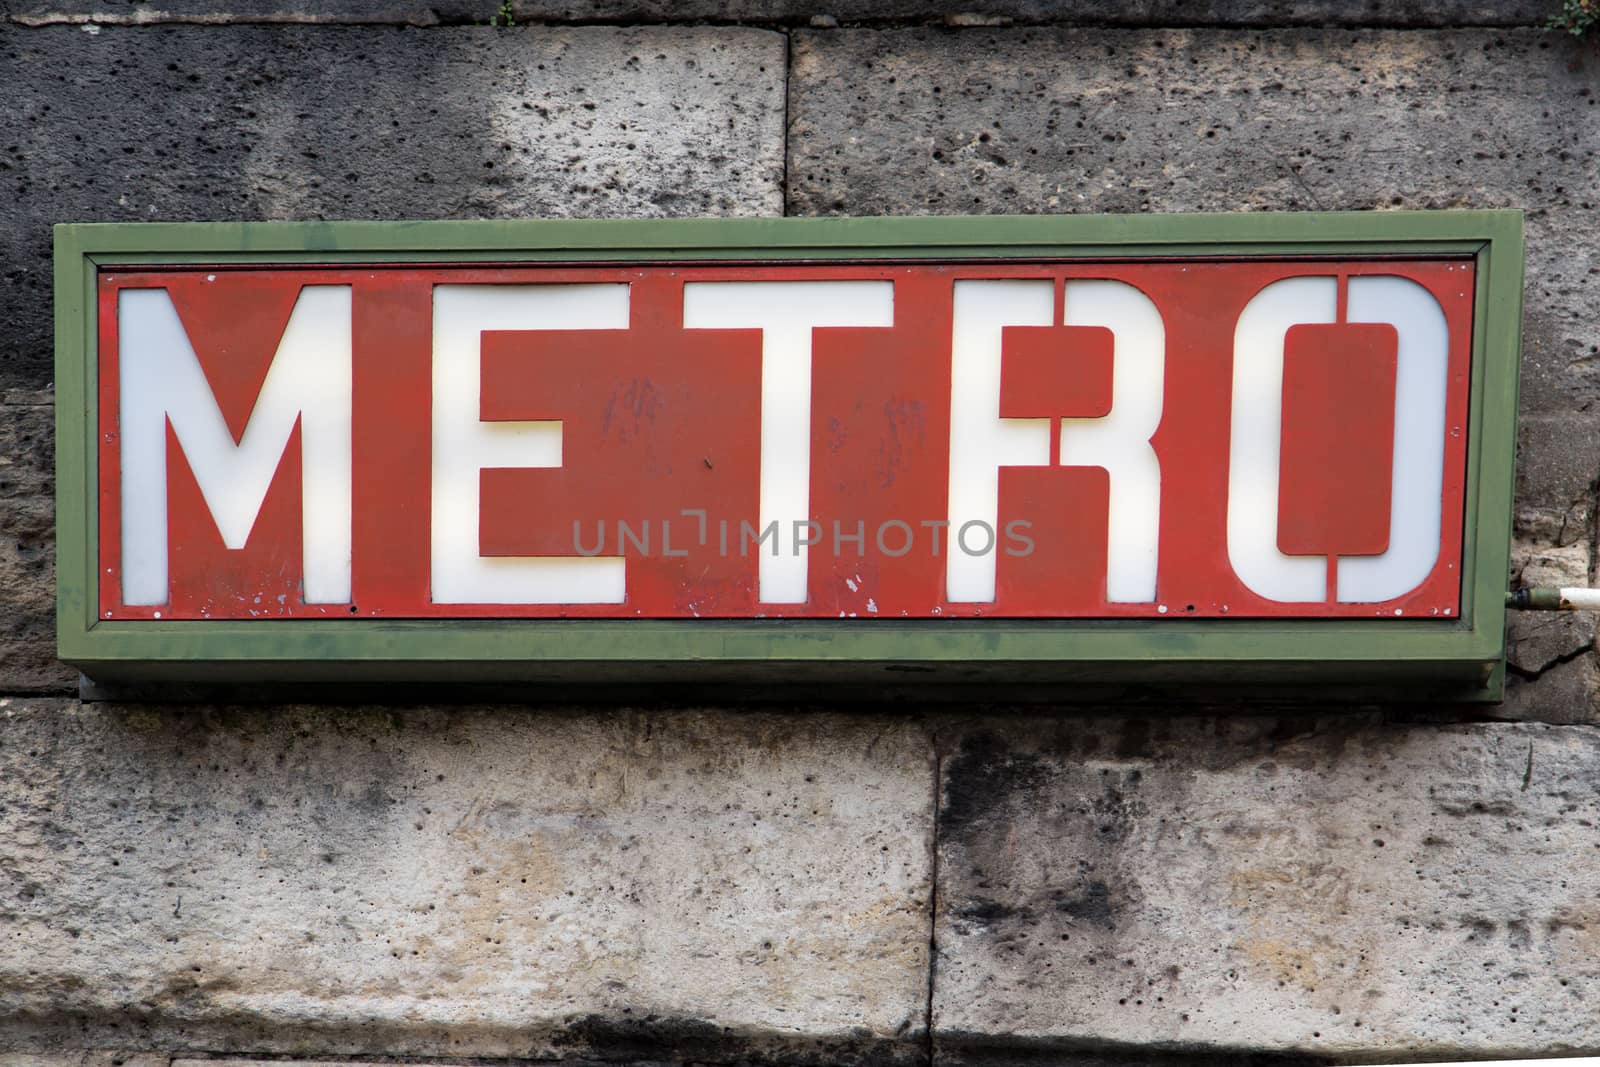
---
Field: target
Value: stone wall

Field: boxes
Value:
[1,3,1597,1064]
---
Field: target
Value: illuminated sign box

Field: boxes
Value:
[54,212,1522,699]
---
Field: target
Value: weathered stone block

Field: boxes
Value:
[0,700,932,1062]
[8,1,1553,26]
[10,1,460,24]
[0,389,73,693]
[172,1061,424,1067]
[0,23,785,390]
[518,0,1550,23]
[1499,649,1600,725]
[1506,530,1594,678]
[1506,422,1598,718]
[788,27,1600,515]
[172,1062,467,1067]
[0,1055,166,1067]
[934,716,1600,1061]
[1517,415,1600,533]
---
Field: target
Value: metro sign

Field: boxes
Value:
[55,214,1523,698]
[99,261,1468,620]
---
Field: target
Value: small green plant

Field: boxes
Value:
[490,0,515,27]
[1549,0,1599,36]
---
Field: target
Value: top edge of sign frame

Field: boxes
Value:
[56,209,1509,262]
[54,209,1525,703]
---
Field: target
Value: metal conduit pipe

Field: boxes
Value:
[1507,587,1600,611]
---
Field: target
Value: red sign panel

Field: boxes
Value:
[96,259,1474,622]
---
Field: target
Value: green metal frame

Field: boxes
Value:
[54,211,1525,700]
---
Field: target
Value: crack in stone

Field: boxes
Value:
[1505,642,1593,682]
